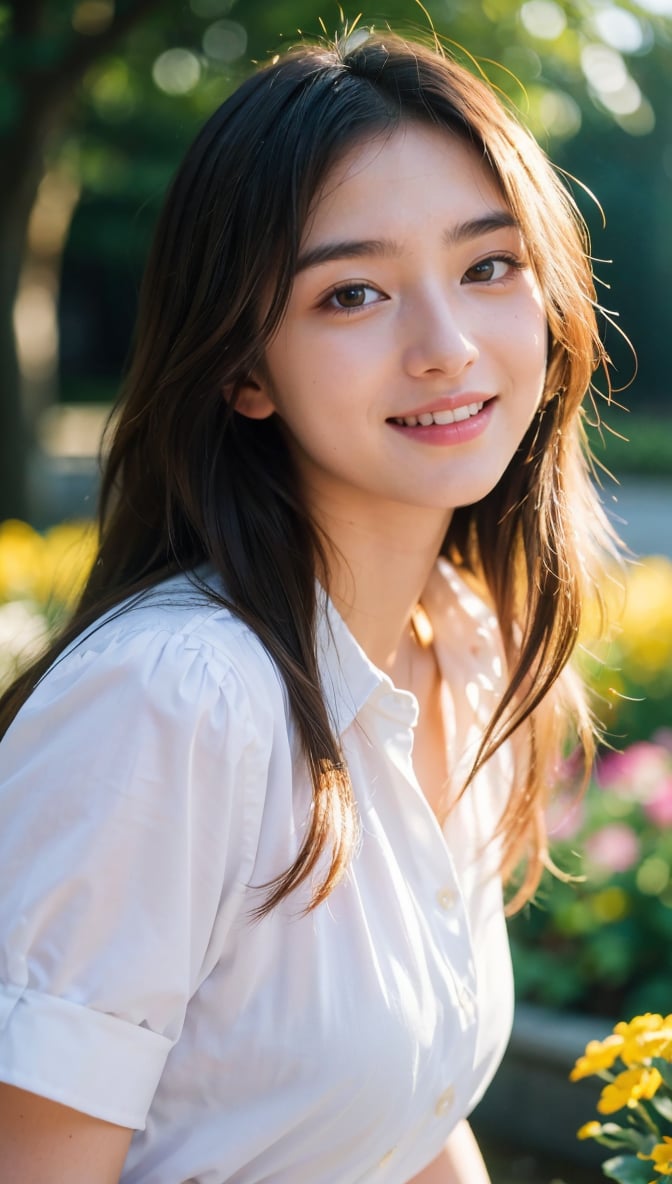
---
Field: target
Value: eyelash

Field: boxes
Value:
[322,284,384,314]
[321,253,526,314]
[463,252,526,283]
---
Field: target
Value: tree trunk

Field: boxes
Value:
[0,0,166,523]
[0,267,29,522]
[0,137,45,521]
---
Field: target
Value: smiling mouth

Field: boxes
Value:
[389,401,485,427]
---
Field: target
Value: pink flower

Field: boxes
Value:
[585,824,640,873]
[547,792,585,840]
[597,743,672,803]
[644,776,672,828]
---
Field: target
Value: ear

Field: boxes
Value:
[226,374,276,421]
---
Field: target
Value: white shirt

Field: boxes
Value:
[0,558,514,1184]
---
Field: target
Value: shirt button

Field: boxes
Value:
[436,887,457,910]
[435,1085,455,1116]
[461,989,477,1018]
[456,985,477,1022]
[378,1147,397,1168]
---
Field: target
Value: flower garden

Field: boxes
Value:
[509,554,672,1023]
[2,517,671,1020]
[0,519,96,687]
[572,1013,672,1184]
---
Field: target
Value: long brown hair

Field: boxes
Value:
[0,32,618,912]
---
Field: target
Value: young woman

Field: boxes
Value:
[0,30,617,1184]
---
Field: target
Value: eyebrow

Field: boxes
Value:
[295,211,520,273]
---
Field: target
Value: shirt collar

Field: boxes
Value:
[315,583,421,736]
[314,558,499,738]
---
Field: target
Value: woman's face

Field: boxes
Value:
[250,122,548,535]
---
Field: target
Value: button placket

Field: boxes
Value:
[436,886,457,911]
[377,1147,398,1169]
[432,875,478,1000]
[457,982,477,1023]
[435,1084,455,1116]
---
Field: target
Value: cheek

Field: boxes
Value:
[507,296,548,375]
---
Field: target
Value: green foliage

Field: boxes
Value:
[512,554,672,1017]
[579,557,672,745]
[2,1,671,416]
[602,1155,654,1184]
[588,413,672,478]
[571,1017,672,1181]
[510,738,672,1018]
[653,1060,672,1093]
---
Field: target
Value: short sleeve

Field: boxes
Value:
[0,624,269,1128]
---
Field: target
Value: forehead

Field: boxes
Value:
[302,122,507,244]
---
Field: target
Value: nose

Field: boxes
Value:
[401,291,479,379]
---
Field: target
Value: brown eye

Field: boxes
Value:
[325,283,385,311]
[334,285,368,307]
[462,255,522,284]
[465,260,497,282]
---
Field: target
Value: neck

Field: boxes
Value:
[314,495,452,674]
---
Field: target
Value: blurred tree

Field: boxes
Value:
[1,0,670,521]
[0,0,215,519]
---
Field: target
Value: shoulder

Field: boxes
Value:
[34,570,287,727]
[2,572,292,812]
[1,572,291,918]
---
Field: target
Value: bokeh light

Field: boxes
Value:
[520,0,568,40]
[538,89,582,137]
[636,0,672,13]
[581,44,629,93]
[152,48,202,96]
[202,19,247,63]
[592,6,646,53]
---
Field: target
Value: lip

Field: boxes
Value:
[387,398,495,445]
[388,393,495,420]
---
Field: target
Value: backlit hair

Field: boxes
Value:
[0,32,619,913]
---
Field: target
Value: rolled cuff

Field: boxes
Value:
[0,982,172,1129]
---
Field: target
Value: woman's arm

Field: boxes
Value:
[0,1085,133,1184]
[408,1120,491,1184]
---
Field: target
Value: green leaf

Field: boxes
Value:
[602,1155,656,1184]
[598,1127,657,1153]
[652,1060,672,1091]
[650,1093,672,1122]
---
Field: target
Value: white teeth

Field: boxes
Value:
[395,401,484,428]
[433,409,455,425]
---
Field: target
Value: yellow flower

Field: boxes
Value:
[579,557,672,688]
[0,519,96,612]
[570,1034,625,1081]
[639,1136,672,1175]
[615,1015,672,1067]
[597,1066,662,1115]
[615,1014,666,1040]
[618,558,672,678]
[577,1121,603,1140]
[635,1030,672,1064]
[0,519,44,601]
